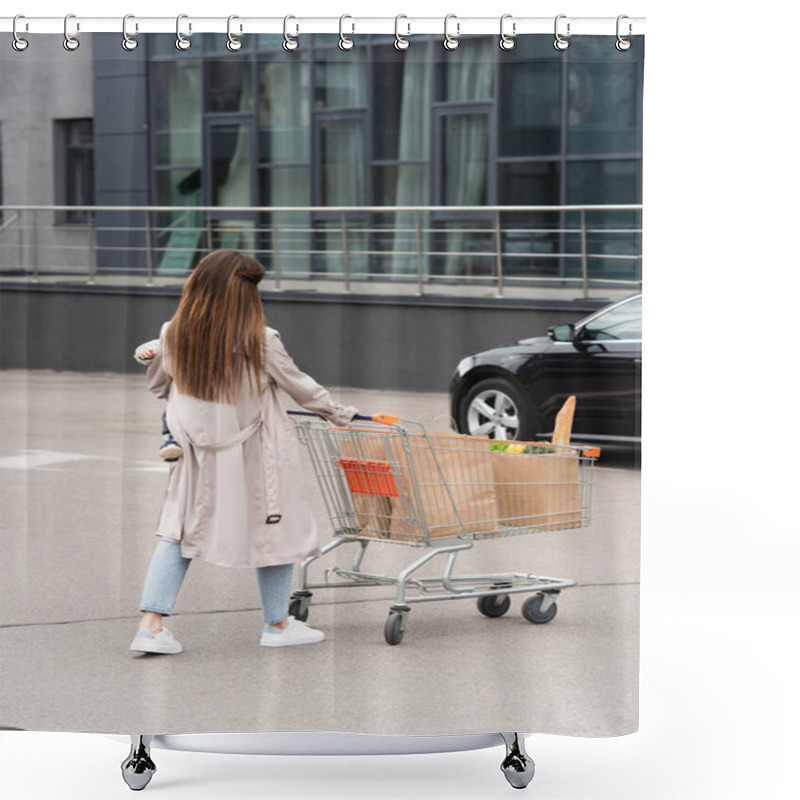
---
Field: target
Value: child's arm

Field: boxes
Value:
[134,339,160,365]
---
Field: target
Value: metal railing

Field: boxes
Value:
[0,204,642,299]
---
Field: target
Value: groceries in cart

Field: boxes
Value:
[288,397,600,644]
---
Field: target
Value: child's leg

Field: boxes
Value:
[159,410,183,461]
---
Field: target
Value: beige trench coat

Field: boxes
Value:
[145,324,358,568]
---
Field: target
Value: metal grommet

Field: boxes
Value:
[283,15,299,51]
[63,14,80,51]
[12,15,29,52]
[338,14,354,50]
[175,13,192,50]
[394,14,410,50]
[122,14,138,51]
[226,15,243,51]
[499,14,516,51]
[443,13,459,51]
[615,14,632,51]
[554,14,570,51]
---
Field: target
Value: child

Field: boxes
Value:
[134,340,183,462]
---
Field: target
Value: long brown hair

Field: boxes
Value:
[165,250,266,403]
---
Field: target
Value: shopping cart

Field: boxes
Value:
[288,411,600,645]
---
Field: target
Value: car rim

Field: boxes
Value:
[467,390,520,439]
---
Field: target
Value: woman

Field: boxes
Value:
[129,250,358,654]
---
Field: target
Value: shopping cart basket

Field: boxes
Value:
[289,411,600,645]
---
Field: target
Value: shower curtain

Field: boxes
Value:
[0,24,643,744]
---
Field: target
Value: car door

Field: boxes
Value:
[569,295,641,442]
[519,296,641,442]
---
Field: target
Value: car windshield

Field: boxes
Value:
[580,296,641,341]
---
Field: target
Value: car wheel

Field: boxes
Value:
[458,378,539,440]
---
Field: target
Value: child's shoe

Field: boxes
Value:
[159,437,183,462]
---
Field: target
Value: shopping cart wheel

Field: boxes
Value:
[477,594,511,618]
[288,591,312,623]
[521,593,558,625]
[384,607,409,645]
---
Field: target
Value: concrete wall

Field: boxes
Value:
[0,286,601,392]
[0,35,95,273]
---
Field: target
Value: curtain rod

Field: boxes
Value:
[0,16,646,37]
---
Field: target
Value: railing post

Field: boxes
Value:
[340,211,350,293]
[580,208,589,299]
[494,210,504,298]
[205,211,213,255]
[32,209,40,282]
[271,218,281,291]
[144,209,154,286]
[88,211,97,284]
[415,211,424,296]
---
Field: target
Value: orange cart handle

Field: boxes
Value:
[287,410,401,426]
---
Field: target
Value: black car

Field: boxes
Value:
[450,294,641,446]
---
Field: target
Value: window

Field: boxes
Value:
[581,296,642,341]
[54,119,94,224]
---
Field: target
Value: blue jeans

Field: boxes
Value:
[139,538,294,625]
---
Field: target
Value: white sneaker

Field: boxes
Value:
[130,626,183,654]
[260,617,325,647]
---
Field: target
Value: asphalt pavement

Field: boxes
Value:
[0,370,639,737]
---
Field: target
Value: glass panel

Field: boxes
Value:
[498,162,561,278]
[320,117,366,205]
[373,165,428,206]
[314,49,367,109]
[582,296,642,340]
[152,60,202,166]
[373,166,429,277]
[566,160,641,282]
[498,161,559,206]
[206,58,253,114]
[260,167,311,277]
[436,37,495,102]
[567,37,642,154]
[256,34,286,52]
[147,35,180,58]
[153,169,204,275]
[566,159,639,206]
[499,61,561,156]
[372,45,431,161]
[209,124,252,206]
[430,220,495,278]
[312,219,368,278]
[258,60,311,164]
[203,33,251,55]
[441,113,488,205]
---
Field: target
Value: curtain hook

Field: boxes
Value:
[63,13,80,51]
[394,15,410,50]
[499,14,516,51]
[339,14,355,50]
[554,14,570,50]
[615,14,632,51]
[443,13,459,51]
[122,14,138,51]
[227,15,243,51]
[283,15,299,51]
[12,14,29,52]
[175,14,192,50]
